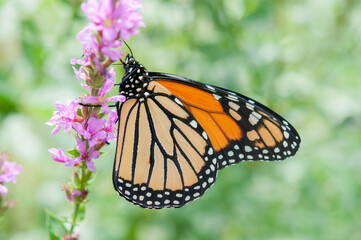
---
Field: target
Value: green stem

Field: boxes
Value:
[68,166,90,236]
[69,202,80,235]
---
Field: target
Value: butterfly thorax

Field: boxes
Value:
[119,55,149,99]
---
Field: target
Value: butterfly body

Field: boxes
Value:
[114,55,300,209]
[118,57,149,99]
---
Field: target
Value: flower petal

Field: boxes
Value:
[107,95,126,102]
[89,150,100,159]
[101,102,109,114]
[83,96,100,104]
[86,160,96,172]
[65,157,82,167]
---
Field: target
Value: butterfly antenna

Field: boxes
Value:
[123,41,134,57]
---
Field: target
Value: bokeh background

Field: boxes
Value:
[1,0,361,239]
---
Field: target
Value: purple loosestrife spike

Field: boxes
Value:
[46,0,144,237]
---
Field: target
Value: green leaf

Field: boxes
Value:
[67,149,80,158]
[45,209,67,240]
[77,108,83,117]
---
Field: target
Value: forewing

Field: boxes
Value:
[150,73,301,169]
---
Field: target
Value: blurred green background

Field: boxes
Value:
[1,0,361,239]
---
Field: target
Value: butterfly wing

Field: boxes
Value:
[114,69,301,209]
[149,72,301,169]
[113,81,218,209]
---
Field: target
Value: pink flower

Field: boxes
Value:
[48,148,70,163]
[82,0,144,39]
[77,26,99,52]
[77,27,104,68]
[100,40,123,61]
[80,0,145,61]
[66,140,99,172]
[104,109,118,141]
[0,153,23,195]
[114,0,145,40]
[73,117,107,148]
[47,98,82,135]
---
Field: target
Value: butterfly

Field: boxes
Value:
[113,54,300,209]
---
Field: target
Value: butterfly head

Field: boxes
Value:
[119,54,149,99]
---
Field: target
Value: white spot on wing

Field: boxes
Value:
[227,95,238,101]
[175,98,183,106]
[284,131,290,139]
[190,120,197,128]
[213,94,221,100]
[253,112,262,119]
[202,131,208,139]
[249,114,259,125]
[245,146,252,152]
[246,103,254,110]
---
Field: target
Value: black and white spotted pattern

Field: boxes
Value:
[119,56,149,99]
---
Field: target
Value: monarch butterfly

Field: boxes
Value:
[114,55,300,209]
